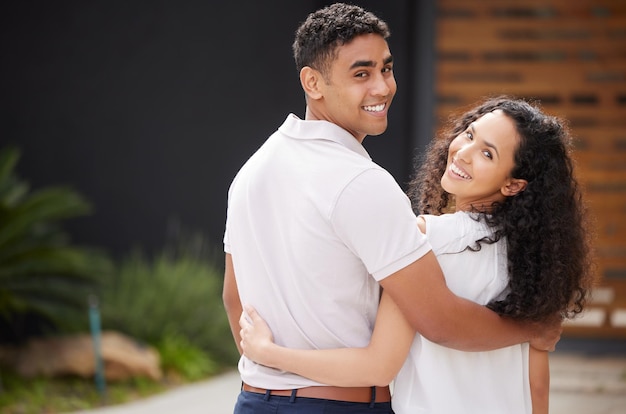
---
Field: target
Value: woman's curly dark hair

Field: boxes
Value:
[292,3,390,77]
[407,96,593,322]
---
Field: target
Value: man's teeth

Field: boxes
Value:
[451,163,471,179]
[363,104,385,112]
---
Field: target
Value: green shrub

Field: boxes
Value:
[99,237,239,370]
[157,332,218,381]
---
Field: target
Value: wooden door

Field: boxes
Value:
[435,0,626,337]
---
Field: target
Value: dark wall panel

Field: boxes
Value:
[0,1,429,256]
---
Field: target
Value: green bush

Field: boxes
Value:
[99,237,239,372]
[157,332,218,381]
[0,147,113,343]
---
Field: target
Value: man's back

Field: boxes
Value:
[225,114,426,388]
[227,114,388,386]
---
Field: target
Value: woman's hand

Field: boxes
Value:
[239,305,276,366]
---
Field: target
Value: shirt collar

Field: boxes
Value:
[278,113,372,160]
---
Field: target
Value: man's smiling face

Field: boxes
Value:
[316,33,396,142]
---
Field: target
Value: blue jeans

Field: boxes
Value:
[234,390,395,413]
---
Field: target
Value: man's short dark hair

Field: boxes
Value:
[293,3,390,77]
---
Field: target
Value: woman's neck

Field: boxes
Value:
[454,198,500,214]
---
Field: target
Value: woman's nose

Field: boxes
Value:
[455,143,473,163]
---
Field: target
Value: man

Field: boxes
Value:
[223,3,561,413]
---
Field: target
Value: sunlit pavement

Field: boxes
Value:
[70,370,240,414]
[550,353,626,414]
[71,341,626,414]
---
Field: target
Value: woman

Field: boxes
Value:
[239,97,592,414]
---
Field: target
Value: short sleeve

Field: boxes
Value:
[331,168,432,281]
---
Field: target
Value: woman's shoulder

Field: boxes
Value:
[421,211,481,228]
[421,212,494,252]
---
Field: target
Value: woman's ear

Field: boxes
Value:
[502,178,528,197]
[300,66,323,100]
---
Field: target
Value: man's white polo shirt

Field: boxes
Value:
[224,114,431,389]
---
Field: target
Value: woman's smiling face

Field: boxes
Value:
[441,109,525,211]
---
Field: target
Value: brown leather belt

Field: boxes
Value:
[242,382,391,403]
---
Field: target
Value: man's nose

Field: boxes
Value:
[371,74,393,97]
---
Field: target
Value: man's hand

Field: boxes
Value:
[529,313,563,352]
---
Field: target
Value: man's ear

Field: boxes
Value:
[300,66,323,100]
[502,178,528,197]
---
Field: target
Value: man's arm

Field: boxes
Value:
[380,251,561,351]
[222,253,243,355]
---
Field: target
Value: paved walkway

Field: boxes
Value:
[70,370,240,414]
[71,352,626,414]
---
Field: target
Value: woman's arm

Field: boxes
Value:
[529,346,550,414]
[239,291,415,387]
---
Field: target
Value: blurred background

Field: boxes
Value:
[0,0,625,411]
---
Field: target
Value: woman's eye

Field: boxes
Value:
[483,150,493,159]
[466,131,473,140]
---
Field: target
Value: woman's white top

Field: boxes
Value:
[392,212,531,414]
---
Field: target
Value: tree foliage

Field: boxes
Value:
[0,147,112,343]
